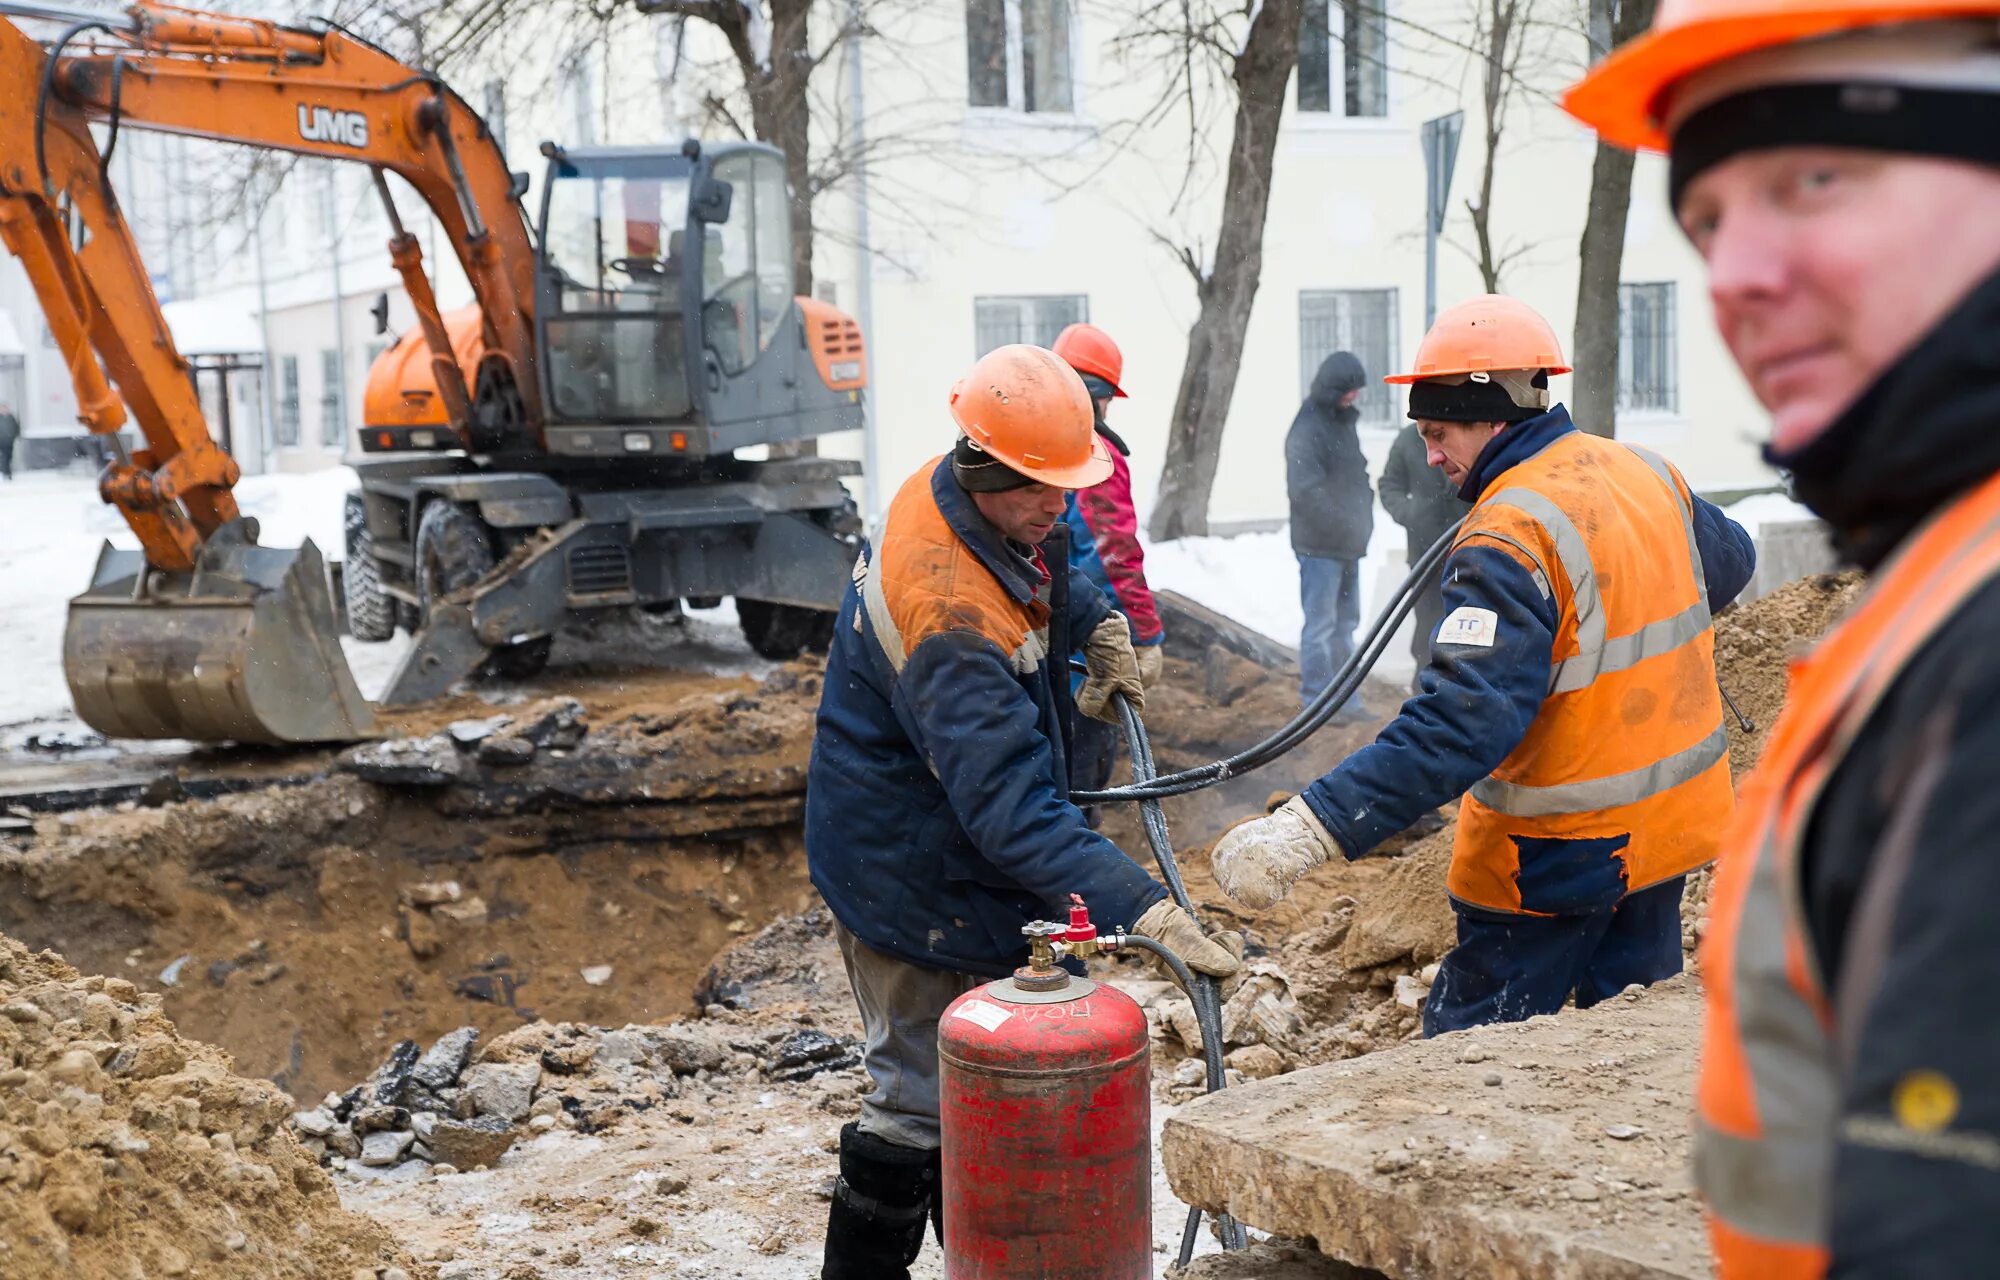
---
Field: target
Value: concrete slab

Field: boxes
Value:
[1162,977,1710,1280]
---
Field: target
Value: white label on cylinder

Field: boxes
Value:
[951,999,1015,1033]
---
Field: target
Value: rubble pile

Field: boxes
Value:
[0,930,422,1280]
[299,1013,864,1174]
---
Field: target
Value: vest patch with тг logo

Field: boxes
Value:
[1437,605,1499,648]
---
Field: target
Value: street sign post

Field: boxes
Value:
[1421,111,1465,329]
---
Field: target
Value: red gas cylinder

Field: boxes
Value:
[938,914,1152,1279]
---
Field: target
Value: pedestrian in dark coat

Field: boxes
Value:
[1285,351,1374,710]
[1379,423,1472,686]
[0,404,19,481]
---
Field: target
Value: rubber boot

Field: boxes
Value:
[929,1148,944,1246]
[821,1122,937,1280]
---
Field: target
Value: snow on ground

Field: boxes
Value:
[1721,489,1814,532]
[0,465,392,731]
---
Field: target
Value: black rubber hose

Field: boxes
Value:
[1110,691,1247,1258]
[1118,933,1241,1263]
[1076,520,1462,805]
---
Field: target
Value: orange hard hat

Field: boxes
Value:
[1565,0,2000,151]
[1052,322,1128,397]
[1383,295,1571,384]
[949,345,1114,489]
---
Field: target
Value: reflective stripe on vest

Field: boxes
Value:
[1466,443,1718,818]
[1472,721,1729,818]
[1697,468,2000,1277]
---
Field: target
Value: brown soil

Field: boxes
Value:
[0,673,825,1102]
[1712,571,1866,776]
[0,571,1867,1278]
[0,930,425,1279]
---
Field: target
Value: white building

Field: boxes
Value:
[5,0,1781,515]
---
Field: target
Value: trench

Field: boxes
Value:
[0,778,817,1102]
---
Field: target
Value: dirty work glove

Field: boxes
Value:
[1077,614,1145,723]
[1211,797,1344,910]
[1131,899,1243,980]
[1136,643,1165,689]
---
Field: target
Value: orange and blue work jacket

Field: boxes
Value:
[1698,466,2000,1280]
[805,456,1167,975]
[1300,407,1756,915]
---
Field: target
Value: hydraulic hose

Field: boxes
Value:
[1076,520,1463,805]
[1110,690,1247,1260]
[1081,524,1470,1258]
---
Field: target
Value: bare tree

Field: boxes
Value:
[1128,0,1303,542]
[1569,0,1657,436]
[1462,0,1533,293]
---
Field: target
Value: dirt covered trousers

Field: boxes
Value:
[1696,468,2000,1280]
[1422,874,1685,1036]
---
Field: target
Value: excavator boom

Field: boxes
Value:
[0,2,548,742]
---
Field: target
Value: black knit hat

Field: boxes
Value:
[1407,372,1548,423]
[950,435,1036,493]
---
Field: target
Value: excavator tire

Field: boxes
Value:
[737,599,836,661]
[342,493,398,643]
[414,500,554,682]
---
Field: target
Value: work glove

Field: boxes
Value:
[1131,899,1243,980]
[1136,643,1166,689]
[1077,614,1145,723]
[1211,797,1344,910]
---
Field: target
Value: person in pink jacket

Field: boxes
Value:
[1053,324,1166,813]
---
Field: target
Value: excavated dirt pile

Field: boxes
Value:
[0,678,825,1102]
[0,929,426,1280]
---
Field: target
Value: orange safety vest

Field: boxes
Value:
[1447,431,1735,915]
[1697,467,2000,1279]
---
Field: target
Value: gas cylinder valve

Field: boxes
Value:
[1016,895,1128,991]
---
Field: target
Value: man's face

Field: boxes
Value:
[1339,388,1363,410]
[1417,419,1505,489]
[1678,149,2000,453]
[971,482,1071,545]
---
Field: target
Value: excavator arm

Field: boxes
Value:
[0,13,243,573]
[49,1,543,446]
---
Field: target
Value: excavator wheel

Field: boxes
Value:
[737,599,836,662]
[342,493,398,643]
[414,500,554,682]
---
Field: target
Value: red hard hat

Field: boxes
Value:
[1383,295,1572,384]
[949,345,1114,489]
[1051,323,1128,398]
[1564,0,2000,151]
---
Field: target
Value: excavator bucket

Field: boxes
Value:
[63,533,378,745]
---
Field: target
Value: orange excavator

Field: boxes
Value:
[0,1,868,743]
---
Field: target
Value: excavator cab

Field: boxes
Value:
[529,141,859,461]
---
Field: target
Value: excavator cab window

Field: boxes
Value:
[539,152,695,423]
[699,152,794,378]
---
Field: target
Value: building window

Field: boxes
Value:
[1298,289,1399,427]
[965,0,1075,114]
[974,295,1087,356]
[1299,0,1389,118]
[1618,282,1678,414]
[278,355,300,447]
[319,348,344,447]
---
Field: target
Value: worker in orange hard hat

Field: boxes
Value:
[1211,294,1756,1036]
[805,343,1242,1279]
[1567,3,2000,1276]
[1050,323,1168,819]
